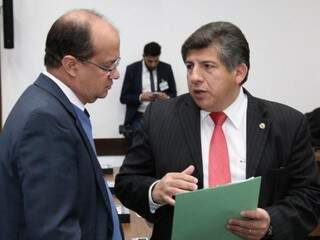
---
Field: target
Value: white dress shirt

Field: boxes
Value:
[149,88,248,213]
[137,61,158,113]
[201,88,247,187]
[42,71,84,110]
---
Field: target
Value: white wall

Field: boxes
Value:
[1,0,320,138]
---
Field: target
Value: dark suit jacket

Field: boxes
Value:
[0,74,115,240]
[306,107,320,147]
[115,91,320,240]
[120,60,177,125]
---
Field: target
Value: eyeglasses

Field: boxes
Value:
[79,57,121,74]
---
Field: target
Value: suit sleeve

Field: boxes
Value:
[120,65,141,106]
[15,111,81,240]
[265,116,320,240]
[115,105,157,222]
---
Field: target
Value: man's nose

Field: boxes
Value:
[189,66,203,84]
[110,68,120,80]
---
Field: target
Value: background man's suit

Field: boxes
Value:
[0,74,115,239]
[306,107,320,147]
[115,90,320,240]
[120,60,177,125]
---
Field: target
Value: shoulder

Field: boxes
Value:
[306,107,320,120]
[249,94,305,126]
[158,61,172,70]
[9,84,72,131]
[1,85,74,151]
[126,61,142,70]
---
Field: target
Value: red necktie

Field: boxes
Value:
[209,112,231,187]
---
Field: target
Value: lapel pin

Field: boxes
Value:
[259,123,266,129]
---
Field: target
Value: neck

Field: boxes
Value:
[210,87,241,112]
[46,67,88,105]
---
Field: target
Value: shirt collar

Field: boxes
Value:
[42,70,85,111]
[200,88,247,129]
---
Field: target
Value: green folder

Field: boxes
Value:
[171,177,261,240]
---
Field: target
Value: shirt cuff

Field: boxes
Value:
[148,180,165,213]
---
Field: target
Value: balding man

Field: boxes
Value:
[0,9,122,240]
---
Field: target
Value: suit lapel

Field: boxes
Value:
[34,74,113,214]
[73,119,113,212]
[246,92,271,178]
[34,73,76,117]
[137,61,143,92]
[177,91,270,183]
[178,95,203,186]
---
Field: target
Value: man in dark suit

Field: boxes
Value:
[0,9,123,240]
[115,22,320,240]
[306,107,320,147]
[120,42,177,139]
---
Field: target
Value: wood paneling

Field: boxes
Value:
[94,138,128,156]
[105,168,152,239]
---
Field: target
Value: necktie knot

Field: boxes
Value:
[210,112,227,126]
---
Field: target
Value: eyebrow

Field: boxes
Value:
[185,60,218,65]
[201,61,219,66]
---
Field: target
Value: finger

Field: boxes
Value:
[240,210,260,219]
[240,209,270,230]
[161,172,196,189]
[180,165,198,183]
[228,225,259,240]
[169,186,197,196]
[169,179,198,191]
[229,218,257,229]
[164,186,198,206]
[161,187,177,205]
[172,189,191,195]
[171,173,198,185]
[181,165,195,175]
[228,219,268,238]
[163,194,175,206]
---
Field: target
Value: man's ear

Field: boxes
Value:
[61,55,78,77]
[234,63,248,85]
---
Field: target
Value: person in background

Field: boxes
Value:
[115,21,320,240]
[305,107,320,148]
[0,9,123,240]
[120,42,176,141]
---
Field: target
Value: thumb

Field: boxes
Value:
[181,165,195,175]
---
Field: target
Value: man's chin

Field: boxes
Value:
[147,67,156,71]
[193,99,213,112]
[98,91,109,100]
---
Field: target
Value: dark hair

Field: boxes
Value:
[143,42,161,57]
[44,9,103,68]
[181,21,250,84]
